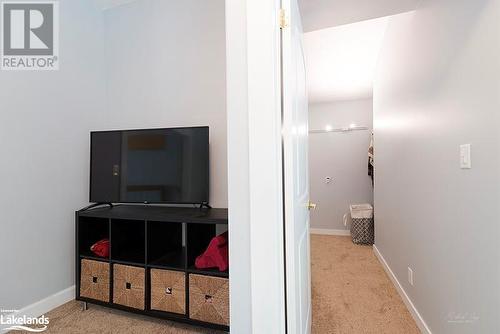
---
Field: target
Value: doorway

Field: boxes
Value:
[282,6,420,334]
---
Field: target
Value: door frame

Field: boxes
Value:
[226,0,287,333]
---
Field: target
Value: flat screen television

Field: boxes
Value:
[90,126,209,205]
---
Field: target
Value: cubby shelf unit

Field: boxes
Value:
[76,205,229,331]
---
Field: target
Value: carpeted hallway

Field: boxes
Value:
[311,234,419,333]
[12,235,418,333]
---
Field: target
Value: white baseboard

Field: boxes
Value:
[310,228,350,236]
[0,285,75,333]
[373,245,432,334]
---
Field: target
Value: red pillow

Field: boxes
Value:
[90,239,110,258]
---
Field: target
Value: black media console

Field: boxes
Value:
[75,205,229,332]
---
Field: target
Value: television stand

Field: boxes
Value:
[75,204,229,331]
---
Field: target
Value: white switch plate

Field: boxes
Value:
[408,267,414,286]
[460,144,472,169]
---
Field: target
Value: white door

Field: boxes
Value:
[281,1,312,333]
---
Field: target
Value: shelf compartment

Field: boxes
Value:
[78,217,109,259]
[113,263,145,310]
[111,219,145,264]
[189,274,229,326]
[187,224,228,273]
[147,221,185,269]
[80,254,108,262]
[187,266,228,278]
[79,259,110,302]
[150,268,186,315]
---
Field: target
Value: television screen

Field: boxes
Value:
[90,127,209,204]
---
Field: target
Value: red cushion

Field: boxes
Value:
[90,239,110,258]
[195,232,228,271]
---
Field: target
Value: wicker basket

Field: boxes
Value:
[80,259,110,302]
[150,269,186,314]
[189,274,229,326]
[113,264,145,310]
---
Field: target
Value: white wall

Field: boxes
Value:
[309,98,373,231]
[0,0,227,316]
[103,0,227,207]
[374,1,500,333]
[0,1,106,309]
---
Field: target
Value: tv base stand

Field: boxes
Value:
[199,202,212,209]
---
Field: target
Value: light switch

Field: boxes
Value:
[460,144,471,169]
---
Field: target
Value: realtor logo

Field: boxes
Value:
[1,1,59,70]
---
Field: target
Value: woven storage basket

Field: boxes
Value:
[189,274,229,326]
[113,264,145,310]
[80,259,110,302]
[350,204,374,245]
[150,269,186,314]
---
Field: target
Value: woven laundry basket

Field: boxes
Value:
[113,264,145,310]
[189,274,229,326]
[350,204,374,245]
[150,269,186,314]
[80,259,110,302]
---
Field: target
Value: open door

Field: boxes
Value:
[281,1,312,333]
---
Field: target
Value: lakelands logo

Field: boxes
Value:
[1,1,59,70]
[0,311,49,332]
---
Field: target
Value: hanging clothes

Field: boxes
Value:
[368,132,374,186]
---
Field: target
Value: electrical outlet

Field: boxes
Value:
[408,267,414,286]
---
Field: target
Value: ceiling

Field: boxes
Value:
[92,0,137,10]
[304,16,389,103]
[94,0,419,29]
[298,0,420,32]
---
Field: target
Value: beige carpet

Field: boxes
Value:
[311,235,420,334]
[10,235,418,333]
[8,300,223,334]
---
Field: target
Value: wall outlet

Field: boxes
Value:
[408,267,414,286]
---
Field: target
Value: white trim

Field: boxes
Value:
[0,286,75,333]
[226,0,253,331]
[373,245,432,334]
[247,0,286,331]
[310,228,350,236]
[227,0,286,332]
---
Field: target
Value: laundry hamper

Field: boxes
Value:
[350,204,374,245]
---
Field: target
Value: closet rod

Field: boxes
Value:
[309,126,369,134]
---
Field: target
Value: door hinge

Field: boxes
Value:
[279,8,288,29]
